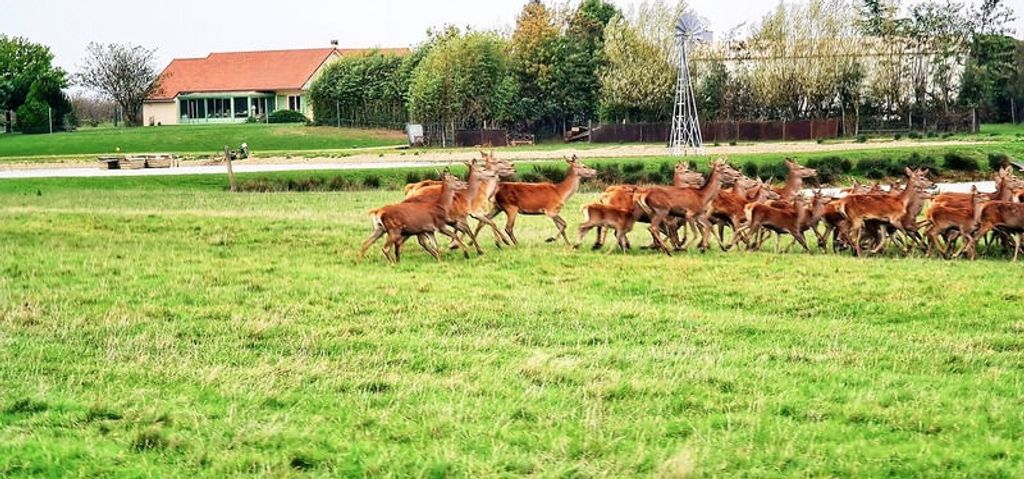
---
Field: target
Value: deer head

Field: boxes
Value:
[785,159,817,179]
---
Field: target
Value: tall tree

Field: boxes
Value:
[77,43,161,126]
[0,35,66,131]
[551,0,619,128]
[408,29,509,132]
[507,0,560,130]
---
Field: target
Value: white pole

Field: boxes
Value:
[48,107,53,134]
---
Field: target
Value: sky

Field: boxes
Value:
[1,0,1023,74]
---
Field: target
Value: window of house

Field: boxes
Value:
[288,95,302,112]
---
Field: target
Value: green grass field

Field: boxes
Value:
[0,124,406,160]
[1,173,1022,477]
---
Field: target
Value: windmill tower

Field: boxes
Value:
[670,13,712,156]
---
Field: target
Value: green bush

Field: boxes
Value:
[761,161,790,181]
[15,97,50,134]
[806,156,853,184]
[268,110,309,124]
[362,175,382,188]
[894,133,903,140]
[943,152,980,172]
[531,165,567,183]
[988,152,1011,171]
[596,164,623,184]
[742,161,759,179]
[856,157,892,179]
[908,131,922,140]
[855,135,868,143]
[900,152,940,175]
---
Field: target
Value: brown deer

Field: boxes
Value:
[932,167,1017,208]
[836,168,934,256]
[637,159,742,255]
[357,171,471,264]
[406,158,517,251]
[772,159,818,201]
[963,200,1024,261]
[403,160,504,255]
[575,204,639,253]
[709,177,761,250]
[486,155,597,245]
[924,186,988,258]
[739,192,829,253]
[591,163,704,250]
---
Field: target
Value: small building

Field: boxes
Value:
[143,47,406,126]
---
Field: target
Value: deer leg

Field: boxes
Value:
[381,233,398,264]
[416,234,442,262]
[648,214,673,256]
[552,215,571,246]
[870,227,889,255]
[1013,234,1022,262]
[695,216,713,252]
[471,213,509,248]
[456,218,484,255]
[356,225,386,264]
[439,225,470,259]
[615,228,629,254]
[793,229,811,253]
[576,222,597,250]
[503,207,520,246]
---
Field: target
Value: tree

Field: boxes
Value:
[77,43,161,127]
[407,29,509,137]
[0,35,66,132]
[507,0,560,130]
[551,0,620,128]
[308,51,409,128]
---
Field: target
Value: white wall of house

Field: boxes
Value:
[143,101,178,126]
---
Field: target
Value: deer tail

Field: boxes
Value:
[581,204,591,223]
[744,202,757,224]
[636,192,654,217]
[369,209,384,229]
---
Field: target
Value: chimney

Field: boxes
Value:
[330,40,339,47]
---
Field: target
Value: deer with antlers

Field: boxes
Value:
[357,170,471,264]
[836,168,934,256]
[637,159,742,255]
[485,155,597,245]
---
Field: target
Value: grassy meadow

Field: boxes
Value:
[1,172,1023,477]
[0,124,406,161]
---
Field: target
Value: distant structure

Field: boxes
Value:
[670,13,713,156]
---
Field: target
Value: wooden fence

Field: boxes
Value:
[589,119,842,144]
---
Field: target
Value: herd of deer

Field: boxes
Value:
[356,151,1024,264]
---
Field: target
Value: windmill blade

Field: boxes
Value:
[676,12,711,40]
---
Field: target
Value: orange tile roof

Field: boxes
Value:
[148,47,409,101]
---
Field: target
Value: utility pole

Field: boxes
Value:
[48,107,53,134]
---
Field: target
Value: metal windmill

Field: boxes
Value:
[670,13,712,156]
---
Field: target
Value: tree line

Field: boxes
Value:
[1,36,160,132]
[310,0,1021,136]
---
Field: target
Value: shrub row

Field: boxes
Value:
[237,150,1009,193]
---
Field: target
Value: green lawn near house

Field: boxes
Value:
[0,124,407,160]
[0,175,1022,477]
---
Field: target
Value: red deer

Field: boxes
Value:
[932,167,1016,208]
[403,160,503,255]
[739,192,830,253]
[963,200,1024,261]
[637,159,742,254]
[591,163,704,250]
[924,186,987,258]
[772,159,818,201]
[487,156,597,245]
[575,204,638,253]
[710,177,761,250]
[406,158,516,251]
[356,171,470,264]
[836,168,934,256]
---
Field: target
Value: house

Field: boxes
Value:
[143,47,407,126]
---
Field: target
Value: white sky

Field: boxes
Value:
[1,0,1022,73]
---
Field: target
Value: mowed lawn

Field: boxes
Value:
[1,176,1023,477]
[0,124,406,160]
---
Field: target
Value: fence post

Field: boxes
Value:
[224,146,238,192]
